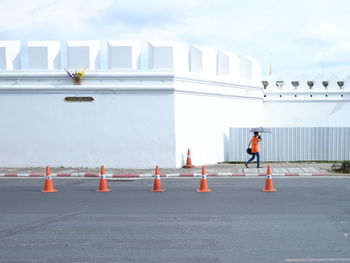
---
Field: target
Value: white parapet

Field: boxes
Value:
[246,55,262,86]
[326,74,340,89]
[0,41,21,70]
[67,41,100,70]
[263,74,277,90]
[344,75,350,89]
[297,74,311,90]
[240,54,263,85]
[107,40,141,70]
[312,74,326,89]
[148,41,188,72]
[217,50,240,80]
[281,75,296,90]
[239,55,252,81]
[189,45,216,76]
[28,41,60,70]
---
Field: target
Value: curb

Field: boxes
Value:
[0,172,329,178]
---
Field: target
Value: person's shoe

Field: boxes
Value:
[257,166,262,168]
[245,163,249,168]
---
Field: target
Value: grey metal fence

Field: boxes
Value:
[229,127,350,162]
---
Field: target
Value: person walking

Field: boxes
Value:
[245,132,262,168]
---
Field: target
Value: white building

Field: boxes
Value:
[0,40,348,168]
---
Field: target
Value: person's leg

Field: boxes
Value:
[256,152,261,167]
[246,153,256,165]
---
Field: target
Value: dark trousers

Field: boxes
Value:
[247,152,260,167]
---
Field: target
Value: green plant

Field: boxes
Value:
[332,161,350,173]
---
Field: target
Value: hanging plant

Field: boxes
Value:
[64,68,87,85]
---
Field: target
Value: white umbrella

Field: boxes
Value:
[249,127,272,133]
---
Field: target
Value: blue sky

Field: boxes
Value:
[1,0,350,79]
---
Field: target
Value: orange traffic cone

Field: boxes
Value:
[96,165,111,192]
[262,165,276,192]
[197,166,211,192]
[41,166,58,193]
[183,149,195,168]
[150,165,164,192]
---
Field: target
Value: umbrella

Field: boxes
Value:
[249,127,272,133]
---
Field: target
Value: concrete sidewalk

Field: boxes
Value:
[0,162,342,177]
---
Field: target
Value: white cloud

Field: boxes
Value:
[0,0,114,38]
[295,22,350,73]
[298,22,345,44]
[1,0,350,78]
[315,41,350,64]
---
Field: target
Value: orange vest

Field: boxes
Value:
[251,136,261,153]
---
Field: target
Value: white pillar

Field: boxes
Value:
[28,41,60,70]
[189,45,217,76]
[0,41,21,70]
[239,55,252,81]
[217,50,240,80]
[239,55,262,86]
[107,40,141,70]
[67,41,100,70]
[148,41,189,72]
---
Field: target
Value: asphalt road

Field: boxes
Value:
[0,177,350,263]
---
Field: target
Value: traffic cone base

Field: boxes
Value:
[197,166,211,192]
[262,165,276,192]
[197,179,211,192]
[96,165,111,192]
[183,149,195,168]
[150,165,164,192]
[41,166,57,193]
[183,164,195,168]
[96,178,111,192]
[262,189,276,192]
[197,189,211,193]
[262,179,276,192]
[150,178,164,192]
[41,179,58,193]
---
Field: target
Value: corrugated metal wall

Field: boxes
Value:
[229,127,350,162]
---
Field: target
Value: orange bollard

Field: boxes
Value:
[96,165,111,192]
[150,165,164,192]
[197,166,211,192]
[42,166,58,193]
[183,149,195,168]
[262,165,276,192]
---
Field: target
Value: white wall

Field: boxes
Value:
[264,101,350,127]
[173,79,264,167]
[263,74,350,127]
[0,40,267,168]
[0,90,176,168]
